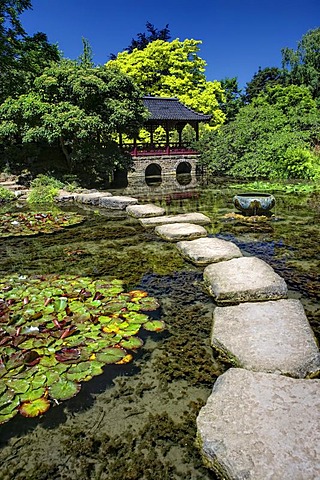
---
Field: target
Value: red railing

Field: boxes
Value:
[122,142,199,157]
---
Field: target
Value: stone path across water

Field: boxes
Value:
[212,299,320,377]
[196,368,320,480]
[56,194,320,478]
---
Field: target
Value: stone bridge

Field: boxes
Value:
[128,154,201,178]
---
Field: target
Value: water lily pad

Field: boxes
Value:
[120,337,144,350]
[49,379,81,401]
[137,296,161,311]
[5,378,30,394]
[45,371,60,386]
[19,396,50,417]
[0,409,18,424]
[95,347,126,364]
[122,312,149,324]
[143,320,166,332]
[55,347,81,363]
[116,354,133,365]
[0,388,15,408]
[20,387,46,402]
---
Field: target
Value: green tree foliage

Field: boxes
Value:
[0,1,60,102]
[197,85,320,180]
[219,77,244,122]
[245,67,285,103]
[0,59,147,180]
[107,38,226,128]
[282,28,320,99]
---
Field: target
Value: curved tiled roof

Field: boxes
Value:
[142,96,211,122]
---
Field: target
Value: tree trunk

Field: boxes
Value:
[59,136,72,171]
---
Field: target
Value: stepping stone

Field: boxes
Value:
[176,237,242,266]
[55,191,77,203]
[197,368,320,480]
[75,192,112,205]
[204,256,287,304]
[139,212,211,228]
[99,195,138,210]
[212,299,320,377]
[126,204,165,218]
[155,223,208,242]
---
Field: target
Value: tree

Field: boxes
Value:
[245,67,285,103]
[107,38,226,128]
[282,28,320,99]
[219,77,244,122]
[110,22,171,59]
[0,1,60,102]
[0,60,147,180]
[197,85,320,180]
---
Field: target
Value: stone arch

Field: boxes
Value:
[176,161,192,175]
[145,163,162,177]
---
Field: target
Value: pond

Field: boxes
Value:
[0,176,319,480]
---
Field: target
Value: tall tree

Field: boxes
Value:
[245,67,285,103]
[0,60,147,178]
[0,0,60,102]
[282,27,320,99]
[107,38,226,128]
[110,22,171,59]
[219,77,244,122]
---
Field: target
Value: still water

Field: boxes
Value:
[0,175,319,479]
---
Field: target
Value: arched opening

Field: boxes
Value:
[176,161,192,186]
[176,161,192,174]
[145,163,162,187]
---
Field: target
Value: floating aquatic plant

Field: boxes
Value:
[0,211,85,238]
[0,275,163,424]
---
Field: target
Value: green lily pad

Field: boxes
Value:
[5,378,30,394]
[122,312,148,324]
[0,388,15,408]
[20,387,46,402]
[137,296,161,311]
[19,396,51,417]
[49,379,81,401]
[45,370,60,386]
[120,337,144,350]
[0,409,18,424]
[143,320,166,332]
[95,347,126,364]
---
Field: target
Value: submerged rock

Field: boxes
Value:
[126,204,165,218]
[197,368,320,480]
[139,212,211,228]
[155,223,208,242]
[176,237,242,266]
[212,299,320,377]
[203,256,287,304]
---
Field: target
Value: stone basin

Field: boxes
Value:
[233,192,275,216]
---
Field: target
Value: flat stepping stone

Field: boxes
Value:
[126,204,165,218]
[139,212,211,228]
[197,368,320,480]
[75,192,112,205]
[176,237,242,266]
[212,299,320,377]
[204,256,287,304]
[99,195,138,210]
[155,223,208,242]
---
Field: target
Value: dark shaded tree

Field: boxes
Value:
[245,66,285,103]
[110,22,171,59]
[0,1,60,102]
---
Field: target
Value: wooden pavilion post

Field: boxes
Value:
[165,120,170,155]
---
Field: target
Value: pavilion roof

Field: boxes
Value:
[142,96,212,123]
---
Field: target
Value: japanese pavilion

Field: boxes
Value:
[122,96,212,157]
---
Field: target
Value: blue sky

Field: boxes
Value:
[21,0,319,90]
